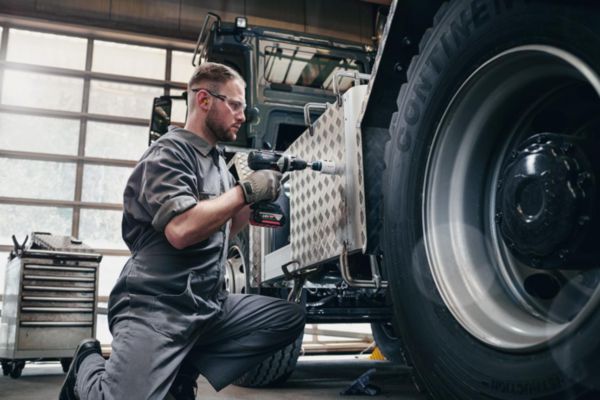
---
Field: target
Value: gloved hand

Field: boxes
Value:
[238,170,282,204]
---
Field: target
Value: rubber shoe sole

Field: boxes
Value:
[58,338,101,400]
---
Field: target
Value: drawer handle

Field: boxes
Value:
[21,307,93,312]
[24,275,95,282]
[22,296,94,302]
[25,265,96,272]
[20,321,93,327]
[23,285,95,292]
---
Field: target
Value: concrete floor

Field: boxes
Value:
[0,355,425,399]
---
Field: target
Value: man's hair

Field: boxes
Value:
[188,62,246,90]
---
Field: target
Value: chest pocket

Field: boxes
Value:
[196,170,227,199]
[195,148,231,197]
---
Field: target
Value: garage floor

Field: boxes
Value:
[0,355,425,399]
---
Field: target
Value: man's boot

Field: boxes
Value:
[59,338,102,400]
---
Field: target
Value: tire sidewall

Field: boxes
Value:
[384,0,600,398]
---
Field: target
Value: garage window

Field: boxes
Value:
[2,70,84,111]
[0,23,194,299]
[82,164,132,204]
[0,158,76,200]
[0,112,80,155]
[7,29,87,70]
[171,50,196,84]
[92,40,166,80]
[85,121,148,160]
[0,204,73,243]
[79,209,127,250]
[88,80,163,119]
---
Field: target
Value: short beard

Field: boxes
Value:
[206,107,235,142]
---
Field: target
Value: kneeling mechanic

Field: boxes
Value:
[59,62,306,400]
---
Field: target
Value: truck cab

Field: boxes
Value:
[192,13,374,151]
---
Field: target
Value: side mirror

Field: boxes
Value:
[245,106,260,125]
[148,96,173,145]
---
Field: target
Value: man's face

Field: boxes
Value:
[205,79,246,143]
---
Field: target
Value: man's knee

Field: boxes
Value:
[245,295,305,337]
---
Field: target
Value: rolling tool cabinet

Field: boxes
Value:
[0,232,102,378]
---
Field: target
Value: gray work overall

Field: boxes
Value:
[74,127,305,399]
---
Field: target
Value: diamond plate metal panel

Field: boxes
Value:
[288,85,368,268]
[232,152,252,180]
[233,88,368,275]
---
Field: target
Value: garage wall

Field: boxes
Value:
[0,0,376,44]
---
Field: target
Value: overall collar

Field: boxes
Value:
[168,126,214,157]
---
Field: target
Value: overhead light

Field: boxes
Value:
[235,17,247,30]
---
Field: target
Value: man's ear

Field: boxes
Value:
[197,91,210,109]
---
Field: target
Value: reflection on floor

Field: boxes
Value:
[0,355,424,400]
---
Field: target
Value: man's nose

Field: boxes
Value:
[237,110,246,123]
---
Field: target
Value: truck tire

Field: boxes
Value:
[233,332,303,388]
[383,1,600,399]
[228,230,303,387]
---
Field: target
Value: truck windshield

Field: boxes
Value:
[260,39,363,92]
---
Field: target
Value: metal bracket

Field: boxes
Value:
[281,260,320,303]
[192,12,221,67]
[332,70,371,106]
[339,242,388,289]
[303,102,328,136]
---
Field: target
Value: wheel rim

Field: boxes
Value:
[226,244,247,294]
[424,45,600,351]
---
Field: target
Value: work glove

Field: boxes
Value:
[238,170,282,204]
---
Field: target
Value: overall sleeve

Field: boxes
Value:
[135,146,199,231]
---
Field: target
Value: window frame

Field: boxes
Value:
[0,20,195,257]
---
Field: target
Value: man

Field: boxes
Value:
[59,62,305,400]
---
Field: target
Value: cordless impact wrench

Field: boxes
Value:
[246,150,340,227]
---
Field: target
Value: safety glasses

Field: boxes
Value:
[190,88,246,113]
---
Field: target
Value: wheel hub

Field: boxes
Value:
[226,245,247,294]
[496,133,594,269]
[423,44,600,350]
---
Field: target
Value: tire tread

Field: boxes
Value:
[233,333,302,387]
